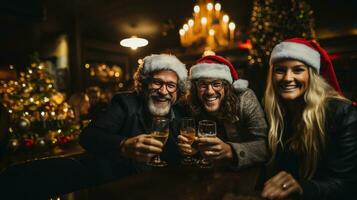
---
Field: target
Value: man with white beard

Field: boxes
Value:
[79,54,188,182]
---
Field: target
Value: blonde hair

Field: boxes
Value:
[264,66,347,179]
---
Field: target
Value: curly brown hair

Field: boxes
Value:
[187,79,239,120]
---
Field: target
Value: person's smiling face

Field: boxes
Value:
[147,70,178,116]
[272,59,309,102]
[196,78,225,113]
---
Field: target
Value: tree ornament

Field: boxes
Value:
[57,135,70,145]
[36,137,47,148]
[23,138,34,148]
[8,138,20,151]
[15,117,31,132]
[52,92,65,105]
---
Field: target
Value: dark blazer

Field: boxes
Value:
[274,100,357,200]
[79,91,188,182]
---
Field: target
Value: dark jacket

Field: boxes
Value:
[79,92,188,181]
[274,100,357,200]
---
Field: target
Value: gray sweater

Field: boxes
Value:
[224,88,268,170]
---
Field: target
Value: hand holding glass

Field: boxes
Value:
[147,117,169,167]
[180,117,196,165]
[197,120,217,168]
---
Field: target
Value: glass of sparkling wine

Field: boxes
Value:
[197,120,217,168]
[180,117,196,165]
[147,117,170,167]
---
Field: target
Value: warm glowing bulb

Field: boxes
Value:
[201,17,207,25]
[229,22,236,30]
[120,36,148,50]
[207,3,213,11]
[183,24,189,31]
[215,3,221,11]
[179,29,185,36]
[194,5,200,13]
[85,64,90,69]
[223,15,229,23]
[188,19,194,27]
[209,29,215,36]
[203,50,216,56]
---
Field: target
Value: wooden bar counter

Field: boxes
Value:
[67,165,263,200]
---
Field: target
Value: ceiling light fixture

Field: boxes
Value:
[180,0,237,51]
[120,36,148,50]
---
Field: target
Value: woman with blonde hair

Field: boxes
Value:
[261,38,357,200]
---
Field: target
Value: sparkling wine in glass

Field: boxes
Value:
[197,120,217,168]
[147,117,169,167]
[180,117,196,165]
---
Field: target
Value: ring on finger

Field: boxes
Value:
[282,183,289,190]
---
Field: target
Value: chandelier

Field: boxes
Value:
[179,0,236,52]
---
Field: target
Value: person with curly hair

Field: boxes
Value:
[178,55,268,169]
[261,38,357,200]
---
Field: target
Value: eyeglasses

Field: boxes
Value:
[149,78,178,93]
[196,79,224,91]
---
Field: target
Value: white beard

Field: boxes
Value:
[148,97,171,116]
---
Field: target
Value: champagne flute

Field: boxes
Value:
[197,120,217,168]
[147,117,170,167]
[180,117,196,165]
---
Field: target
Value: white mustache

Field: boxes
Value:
[150,92,171,101]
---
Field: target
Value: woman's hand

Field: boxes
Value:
[177,135,197,155]
[261,171,303,200]
[120,134,163,162]
[196,136,233,162]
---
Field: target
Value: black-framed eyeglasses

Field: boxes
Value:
[196,79,224,91]
[149,78,178,93]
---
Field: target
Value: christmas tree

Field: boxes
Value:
[0,54,78,151]
[248,0,315,67]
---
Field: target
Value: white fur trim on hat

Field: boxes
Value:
[270,42,321,72]
[233,79,248,91]
[143,54,187,81]
[190,63,233,83]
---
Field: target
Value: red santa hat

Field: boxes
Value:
[190,55,248,90]
[270,38,342,95]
